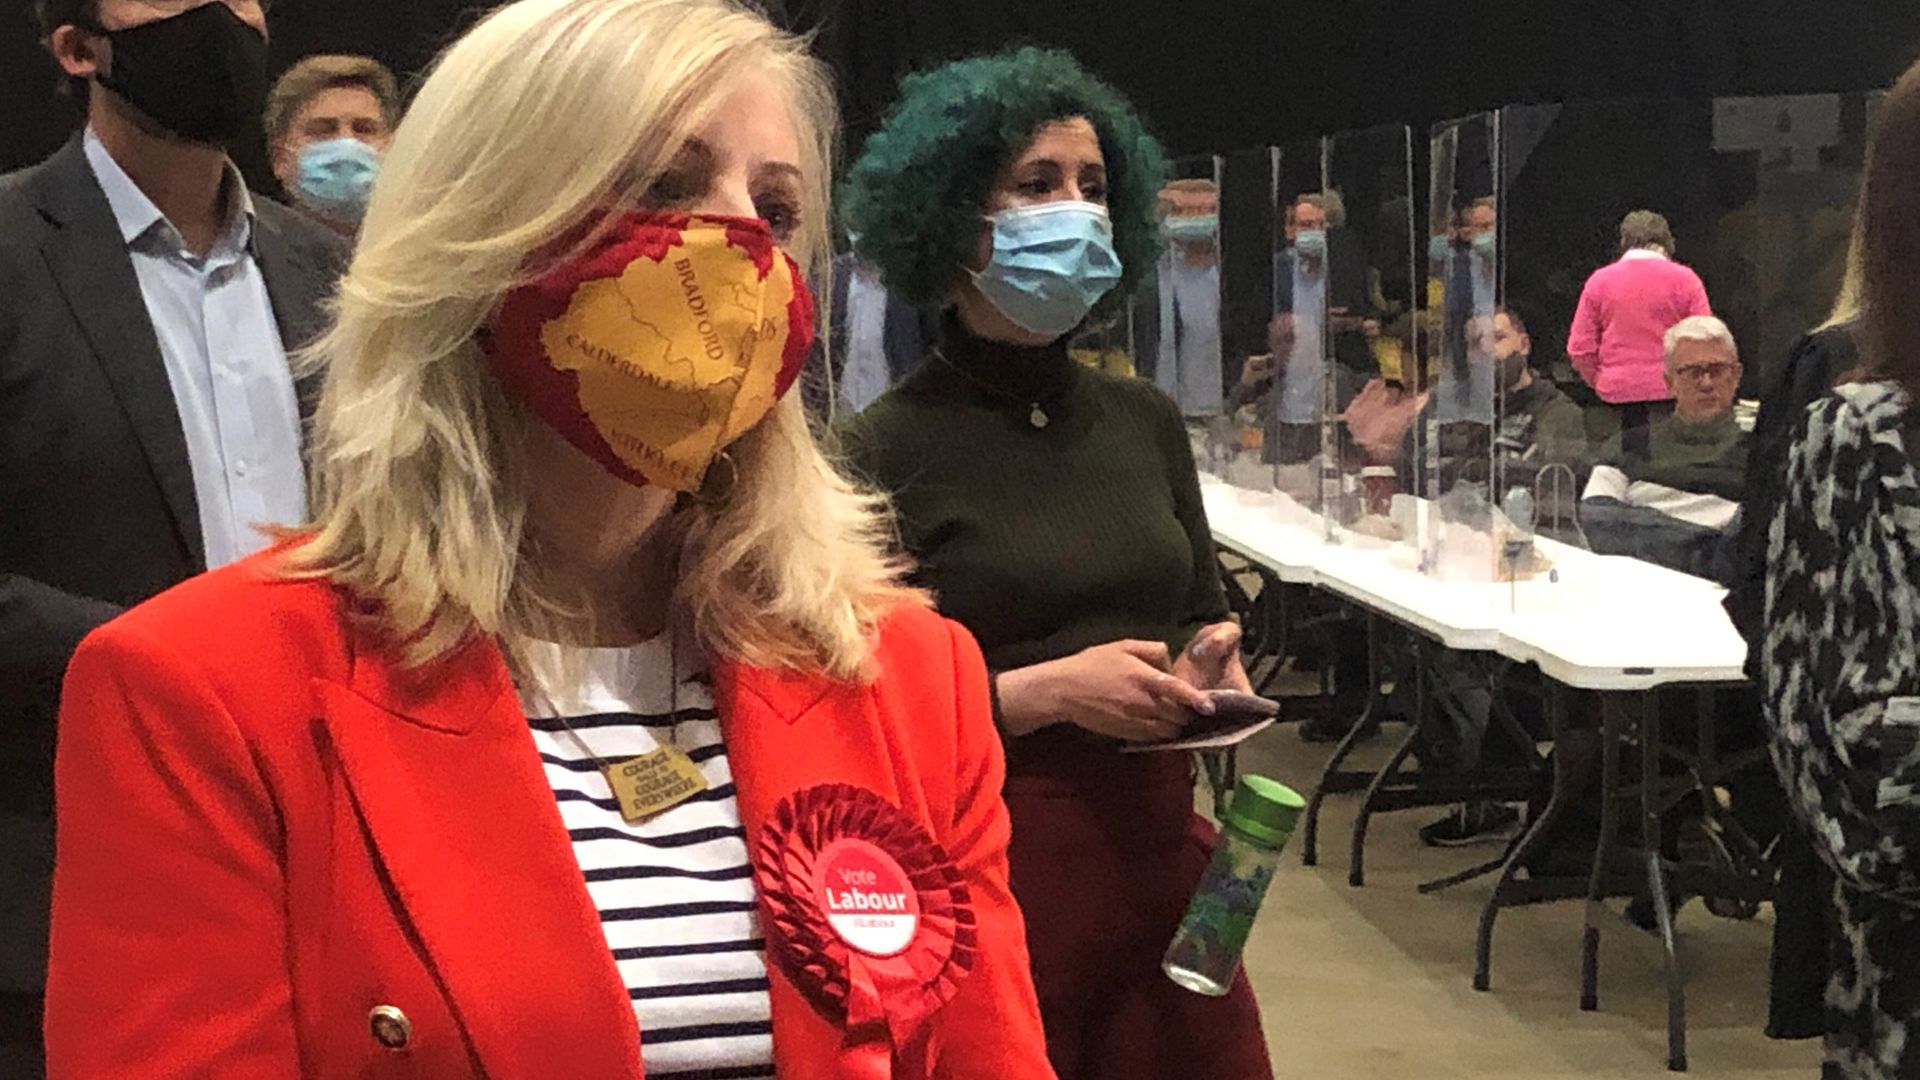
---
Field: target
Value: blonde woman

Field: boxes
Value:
[43,2,1053,1078]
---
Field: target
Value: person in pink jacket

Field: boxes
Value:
[1566,210,1714,451]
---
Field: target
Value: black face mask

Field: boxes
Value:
[89,4,269,146]
[1497,350,1531,392]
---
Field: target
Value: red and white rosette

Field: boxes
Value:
[753,784,977,1079]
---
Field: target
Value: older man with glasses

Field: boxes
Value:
[1580,315,1750,572]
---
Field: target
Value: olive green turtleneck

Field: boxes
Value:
[835,312,1229,766]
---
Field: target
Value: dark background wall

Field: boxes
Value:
[5,0,1914,183]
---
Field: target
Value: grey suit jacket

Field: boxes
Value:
[0,135,348,992]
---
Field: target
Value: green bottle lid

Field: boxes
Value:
[1223,775,1306,850]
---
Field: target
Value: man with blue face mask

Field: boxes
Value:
[1238,193,1376,466]
[265,54,400,236]
[1433,197,1499,425]
[2,5,347,1071]
[1148,178,1225,417]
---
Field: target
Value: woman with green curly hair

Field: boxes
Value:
[836,47,1273,1079]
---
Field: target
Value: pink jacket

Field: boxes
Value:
[1566,251,1712,404]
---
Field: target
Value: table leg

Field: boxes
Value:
[1304,612,1384,867]
[1581,692,1625,1012]
[1349,637,1423,888]
[1474,685,1582,992]
[1419,653,1544,896]
[1642,692,1688,1071]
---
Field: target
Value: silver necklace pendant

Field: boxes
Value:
[1029,403,1050,429]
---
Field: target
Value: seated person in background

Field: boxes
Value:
[1566,210,1714,453]
[1408,307,1591,846]
[265,54,400,235]
[1581,315,1748,575]
[1396,307,1587,514]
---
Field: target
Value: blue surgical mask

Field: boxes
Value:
[969,201,1123,338]
[1162,214,1218,243]
[1428,234,1454,261]
[1471,231,1496,257]
[295,137,381,222]
[1294,229,1328,259]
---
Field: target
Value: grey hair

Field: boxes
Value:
[1663,315,1739,370]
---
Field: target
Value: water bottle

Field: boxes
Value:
[1163,775,1305,996]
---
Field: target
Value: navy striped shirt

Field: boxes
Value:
[520,638,774,1079]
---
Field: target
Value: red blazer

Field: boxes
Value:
[46,554,1054,1079]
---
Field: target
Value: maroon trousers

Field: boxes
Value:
[1003,753,1274,1080]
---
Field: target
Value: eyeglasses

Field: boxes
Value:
[1672,361,1737,384]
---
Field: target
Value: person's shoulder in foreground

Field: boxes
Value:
[65,546,349,706]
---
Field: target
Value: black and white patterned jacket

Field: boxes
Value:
[1764,379,1920,907]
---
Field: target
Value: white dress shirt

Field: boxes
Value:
[1156,256,1224,416]
[84,130,306,570]
[840,266,894,414]
[1277,256,1327,425]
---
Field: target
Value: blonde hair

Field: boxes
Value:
[1820,197,1866,331]
[289,0,923,679]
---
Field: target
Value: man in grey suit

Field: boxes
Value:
[1,2,347,1073]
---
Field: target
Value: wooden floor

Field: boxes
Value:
[1232,724,1820,1079]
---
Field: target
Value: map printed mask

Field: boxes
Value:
[487,212,815,492]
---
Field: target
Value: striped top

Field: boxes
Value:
[520,637,775,1079]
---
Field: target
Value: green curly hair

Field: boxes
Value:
[840,46,1168,310]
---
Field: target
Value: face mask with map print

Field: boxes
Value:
[486,212,815,492]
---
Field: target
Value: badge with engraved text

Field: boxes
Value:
[604,745,709,823]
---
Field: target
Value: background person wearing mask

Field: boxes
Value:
[1399,307,1588,846]
[1566,210,1714,453]
[837,47,1273,1080]
[1431,197,1499,425]
[1148,177,1225,417]
[0,1,345,1074]
[1233,194,1363,468]
[265,53,400,235]
[1266,193,1331,459]
[1394,306,1587,520]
